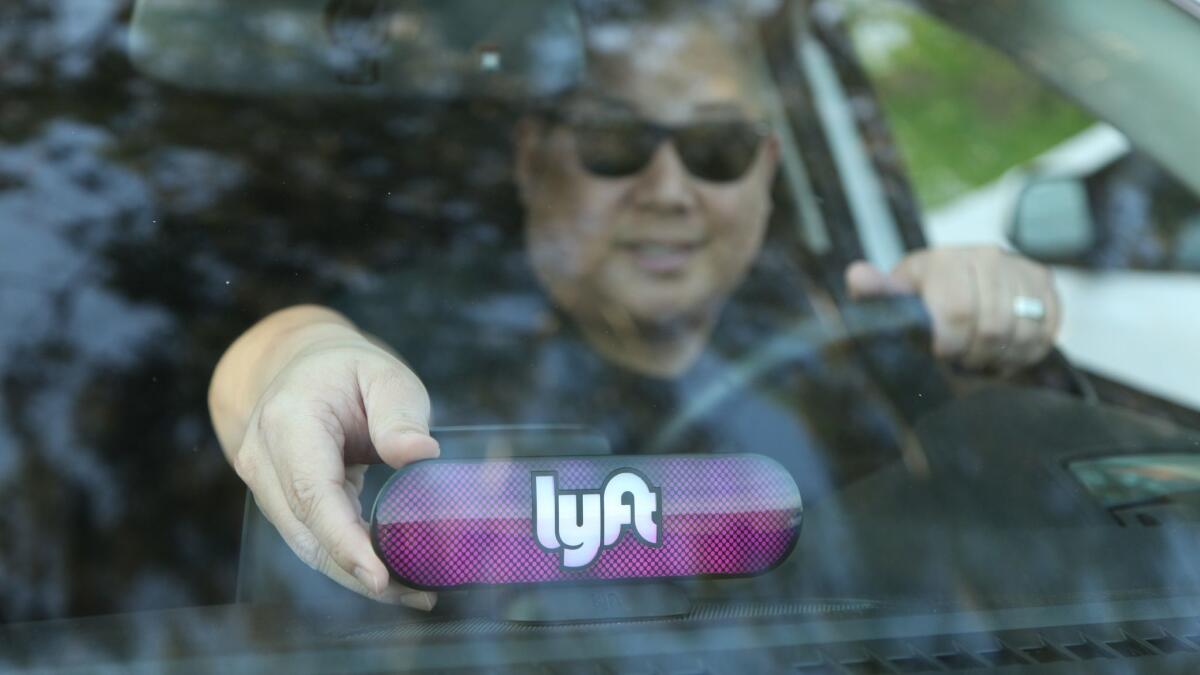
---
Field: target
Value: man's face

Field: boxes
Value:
[517,22,780,328]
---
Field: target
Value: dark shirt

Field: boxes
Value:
[337,247,904,502]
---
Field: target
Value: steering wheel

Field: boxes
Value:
[647,295,1094,453]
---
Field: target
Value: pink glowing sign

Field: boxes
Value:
[371,454,802,589]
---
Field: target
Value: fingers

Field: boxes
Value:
[358,363,441,469]
[242,406,437,610]
[1007,263,1062,370]
[872,247,1060,372]
[278,431,383,589]
[1003,272,1050,372]
[923,260,977,361]
[1038,267,1064,354]
[889,250,931,292]
[844,260,915,298]
[961,255,1016,371]
[256,413,383,586]
[246,456,436,609]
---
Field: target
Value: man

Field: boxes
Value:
[208,11,1059,610]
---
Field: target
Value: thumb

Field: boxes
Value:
[359,364,440,469]
[845,260,916,299]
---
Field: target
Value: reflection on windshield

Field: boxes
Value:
[5,0,1200,673]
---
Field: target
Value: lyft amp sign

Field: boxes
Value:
[372,455,801,588]
[532,469,662,569]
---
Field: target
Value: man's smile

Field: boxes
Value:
[616,238,710,275]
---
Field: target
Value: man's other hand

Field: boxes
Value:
[846,246,1061,372]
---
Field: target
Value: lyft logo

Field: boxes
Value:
[532,469,662,569]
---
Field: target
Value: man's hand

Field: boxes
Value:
[845,246,1061,372]
[209,306,438,610]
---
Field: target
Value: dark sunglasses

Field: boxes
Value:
[548,112,770,183]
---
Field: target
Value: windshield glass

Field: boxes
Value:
[5,0,1200,672]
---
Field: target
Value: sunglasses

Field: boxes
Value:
[549,112,770,183]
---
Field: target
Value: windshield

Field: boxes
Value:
[5,0,1200,673]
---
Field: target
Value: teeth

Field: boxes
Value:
[627,242,695,255]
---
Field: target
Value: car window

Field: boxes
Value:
[845,0,1096,210]
[845,0,1200,417]
[1081,152,1200,272]
[0,0,887,628]
[5,1,1200,673]
[848,0,1200,273]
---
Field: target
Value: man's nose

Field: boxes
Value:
[629,142,698,216]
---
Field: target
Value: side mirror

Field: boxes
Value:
[1009,177,1098,264]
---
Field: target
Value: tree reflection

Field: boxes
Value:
[10,5,1200,675]
[0,0,920,630]
[0,0,524,621]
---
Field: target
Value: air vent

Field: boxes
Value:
[339,611,1200,673]
[786,624,1200,673]
[1110,501,1196,527]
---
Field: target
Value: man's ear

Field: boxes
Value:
[513,117,543,205]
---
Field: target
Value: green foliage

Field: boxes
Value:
[850,3,1095,208]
